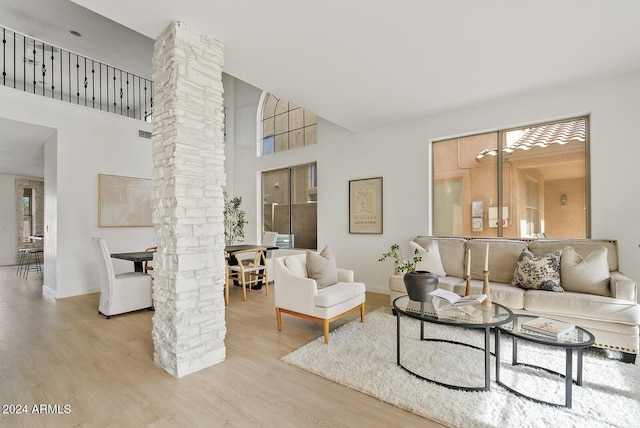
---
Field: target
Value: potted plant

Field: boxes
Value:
[378,243,422,274]
[379,243,438,302]
[223,191,248,246]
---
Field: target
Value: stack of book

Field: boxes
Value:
[521,317,575,338]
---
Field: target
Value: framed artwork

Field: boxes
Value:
[98,174,152,227]
[349,177,383,234]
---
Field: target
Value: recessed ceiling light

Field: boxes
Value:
[69,30,82,37]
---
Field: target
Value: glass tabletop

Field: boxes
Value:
[393,295,513,328]
[498,314,595,348]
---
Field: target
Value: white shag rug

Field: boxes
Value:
[282,309,640,428]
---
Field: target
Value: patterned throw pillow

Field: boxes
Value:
[512,249,564,292]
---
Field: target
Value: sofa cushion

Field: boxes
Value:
[306,246,338,288]
[411,240,446,277]
[466,239,527,283]
[390,274,463,293]
[415,237,466,278]
[561,246,610,297]
[451,281,525,310]
[529,239,618,271]
[512,249,563,292]
[315,281,366,308]
[525,290,640,325]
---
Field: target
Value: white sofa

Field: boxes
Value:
[389,237,640,363]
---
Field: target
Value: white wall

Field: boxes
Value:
[230,72,640,297]
[0,174,17,265]
[0,86,153,298]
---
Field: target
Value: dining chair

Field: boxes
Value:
[226,248,268,302]
[224,251,230,305]
[144,246,157,274]
[91,237,153,318]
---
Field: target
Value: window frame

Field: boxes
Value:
[431,116,590,238]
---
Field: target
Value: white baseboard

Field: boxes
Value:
[42,285,56,298]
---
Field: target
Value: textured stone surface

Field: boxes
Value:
[151,21,226,378]
[14,178,44,262]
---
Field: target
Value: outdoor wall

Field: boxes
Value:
[230,71,640,298]
[544,177,586,238]
[0,85,153,298]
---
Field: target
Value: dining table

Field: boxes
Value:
[110,251,154,273]
[111,245,278,275]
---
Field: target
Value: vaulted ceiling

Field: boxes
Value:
[72,0,640,133]
[2,1,640,177]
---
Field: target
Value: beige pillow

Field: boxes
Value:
[410,240,446,277]
[306,246,338,289]
[561,246,610,296]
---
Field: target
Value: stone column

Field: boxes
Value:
[151,21,226,378]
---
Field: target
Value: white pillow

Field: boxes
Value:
[560,246,610,296]
[410,240,447,277]
[285,255,307,278]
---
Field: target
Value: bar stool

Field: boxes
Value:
[16,248,44,279]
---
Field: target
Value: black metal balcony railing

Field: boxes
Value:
[1,25,153,122]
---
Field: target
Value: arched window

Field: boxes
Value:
[261,93,317,155]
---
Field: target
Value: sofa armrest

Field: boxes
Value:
[337,268,354,283]
[274,257,318,314]
[610,271,638,302]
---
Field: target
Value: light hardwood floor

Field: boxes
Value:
[0,266,445,427]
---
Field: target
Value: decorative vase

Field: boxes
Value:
[404,270,439,302]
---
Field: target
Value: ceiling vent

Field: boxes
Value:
[138,130,152,139]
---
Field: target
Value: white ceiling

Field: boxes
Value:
[70,0,640,133]
[0,117,54,177]
[2,0,640,176]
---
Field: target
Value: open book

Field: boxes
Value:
[429,288,487,306]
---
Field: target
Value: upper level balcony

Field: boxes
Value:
[1,24,153,122]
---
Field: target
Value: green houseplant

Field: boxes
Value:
[223,191,248,246]
[379,243,439,302]
[378,243,422,274]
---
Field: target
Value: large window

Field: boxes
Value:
[261,93,317,155]
[432,117,589,238]
[262,163,317,249]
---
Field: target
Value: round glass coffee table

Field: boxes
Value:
[496,314,595,408]
[393,295,513,391]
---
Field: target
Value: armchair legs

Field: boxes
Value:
[275,303,365,344]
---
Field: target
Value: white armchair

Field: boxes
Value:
[262,231,279,283]
[274,253,366,344]
[91,237,153,319]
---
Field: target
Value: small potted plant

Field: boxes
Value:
[379,243,438,302]
[378,243,422,274]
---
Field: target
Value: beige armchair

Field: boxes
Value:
[274,253,366,344]
[91,237,153,319]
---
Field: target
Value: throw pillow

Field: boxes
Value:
[410,240,447,277]
[306,245,338,289]
[561,246,610,296]
[512,249,563,292]
[285,255,308,278]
